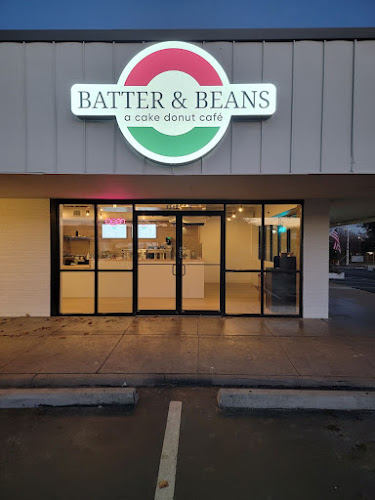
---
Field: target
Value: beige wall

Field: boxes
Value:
[303,199,329,318]
[0,199,50,316]
[200,217,221,283]
[225,218,259,285]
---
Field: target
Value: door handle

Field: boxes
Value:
[172,264,185,275]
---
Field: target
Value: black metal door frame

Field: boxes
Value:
[51,199,303,318]
[135,211,224,315]
[179,212,224,315]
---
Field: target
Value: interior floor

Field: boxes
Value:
[60,282,298,315]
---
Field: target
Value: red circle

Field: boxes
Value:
[124,48,223,86]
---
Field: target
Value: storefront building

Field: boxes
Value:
[0,29,374,318]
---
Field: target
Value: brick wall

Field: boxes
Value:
[0,199,50,316]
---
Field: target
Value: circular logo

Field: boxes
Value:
[71,42,276,166]
[116,42,231,165]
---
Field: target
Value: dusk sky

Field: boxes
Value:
[0,0,374,29]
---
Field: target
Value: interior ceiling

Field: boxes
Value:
[1,173,375,226]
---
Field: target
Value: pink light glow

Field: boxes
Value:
[105,218,126,225]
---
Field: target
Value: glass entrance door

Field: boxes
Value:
[181,215,222,312]
[136,212,223,314]
[137,215,177,312]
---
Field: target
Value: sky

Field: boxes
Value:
[0,0,374,30]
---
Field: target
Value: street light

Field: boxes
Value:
[367,251,374,270]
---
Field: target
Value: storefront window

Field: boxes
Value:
[182,215,221,312]
[226,272,261,315]
[264,204,301,271]
[98,272,133,313]
[263,272,300,315]
[226,204,262,270]
[60,271,95,314]
[54,200,302,317]
[59,204,95,269]
[262,204,301,315]
[97,205,133,270]
[137,215,176,311]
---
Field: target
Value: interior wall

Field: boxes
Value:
[200,217,221,283]
[226,218,260,285]
[138,223,175,252]
[200,215,260,286]
[0,198,50,316]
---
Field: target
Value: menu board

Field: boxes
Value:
[102,224,127,238]
[138,224,157,239]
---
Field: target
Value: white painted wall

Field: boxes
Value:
[0,199,50,316]
[303,199,329,318]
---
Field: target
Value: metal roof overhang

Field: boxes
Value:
[0,28,375,43]
[0,173,374,225]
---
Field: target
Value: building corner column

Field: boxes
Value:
[303,199,330,319]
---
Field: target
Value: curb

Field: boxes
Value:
[0,388,138,408]
[218,388,375,410]
[1,373,375,390]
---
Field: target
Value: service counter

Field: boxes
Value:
[61,259,205,299]
[138,260,204,298]
[61,259,132,270]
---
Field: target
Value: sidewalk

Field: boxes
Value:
[1,284,375,389]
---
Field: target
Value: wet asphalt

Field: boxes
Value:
[1,388,375,500]
[332,268,375,294]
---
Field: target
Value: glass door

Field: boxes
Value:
[135,212,223,314]
[181,214,222,313]
[136,214,177,312]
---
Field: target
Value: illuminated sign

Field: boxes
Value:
[105,218,126,225]
[71,42,277,165]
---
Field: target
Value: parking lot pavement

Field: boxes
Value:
[1,388,375,500]
[332,268,375,293]
[340,276,375,293]
[0,392,166,500]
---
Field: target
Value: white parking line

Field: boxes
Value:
[348,284,375,287]
[347,281,375,284]
[348,284,375,288]
[345,279,375,283]
[154,401,182,500]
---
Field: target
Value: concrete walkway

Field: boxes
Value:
[1,284,375,389]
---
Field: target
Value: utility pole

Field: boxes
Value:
[346,227,350,266]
